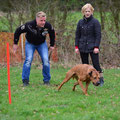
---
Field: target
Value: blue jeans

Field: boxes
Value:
[22,40,51,83]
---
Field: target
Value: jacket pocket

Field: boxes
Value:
[78,40,85,50]
[88,42,95,50]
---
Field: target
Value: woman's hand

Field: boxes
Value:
[75,48,79,54]
[93,48,99,54]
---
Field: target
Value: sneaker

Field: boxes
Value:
[44,81,50,85]
[23,82,29,87]
[99,77,104,86]
[23,80,29,87]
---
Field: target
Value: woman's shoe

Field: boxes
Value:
[99,77,104,86]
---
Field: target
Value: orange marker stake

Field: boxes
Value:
[7,43,12,104]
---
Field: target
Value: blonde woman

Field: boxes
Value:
[75,3,104,86]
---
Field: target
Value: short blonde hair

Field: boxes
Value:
[81,3,94,14]
[36,11,46,18]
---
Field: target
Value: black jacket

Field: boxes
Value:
[14,20,55,46]
[75,15,101,53]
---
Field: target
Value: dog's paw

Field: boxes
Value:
[85,94,89,96]
[72,88,75,91]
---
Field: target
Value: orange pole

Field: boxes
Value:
[7,43,12,104]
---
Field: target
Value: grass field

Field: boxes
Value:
[0,65,120,120]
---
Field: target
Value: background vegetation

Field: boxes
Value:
[0,1,120,119]
[0,0,120,67]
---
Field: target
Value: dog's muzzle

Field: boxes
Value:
[93,81,100,86]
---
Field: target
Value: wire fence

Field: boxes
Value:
[0,32,58,65]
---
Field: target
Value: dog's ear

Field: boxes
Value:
[89,71,92,76]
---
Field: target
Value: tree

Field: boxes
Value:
[109,0,120,45]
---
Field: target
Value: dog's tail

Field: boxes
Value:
[58,71,75,90]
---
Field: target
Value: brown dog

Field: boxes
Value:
[58,64,100,96]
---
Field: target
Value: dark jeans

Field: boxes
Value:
[80,52,102,73]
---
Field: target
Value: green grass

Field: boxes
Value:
[0,66,120,120]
